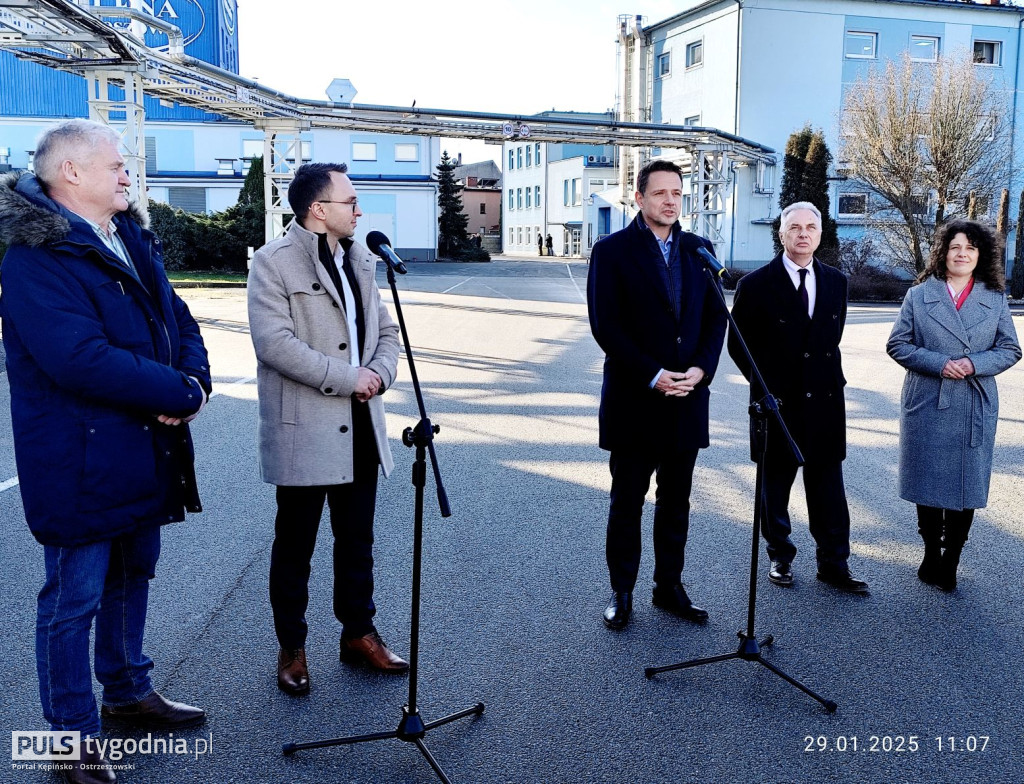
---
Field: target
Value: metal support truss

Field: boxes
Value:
[258,121,311,240]
[691,147,730,248]
[0,0,775,248]
[86,68,147,218]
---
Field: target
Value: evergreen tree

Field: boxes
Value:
[772,125,838,265]
[803,132,840,267]
[772,125,813,254]
[1012,189,1024,299]
[218,155,265,252]
[436,150,469,258]
[997,188,1010,236]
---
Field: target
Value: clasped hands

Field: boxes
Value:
[353,367,382,402]
[655,366,705,397]
[941,357,975,380]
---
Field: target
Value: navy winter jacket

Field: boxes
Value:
[0,172,211,546]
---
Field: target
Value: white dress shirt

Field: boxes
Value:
[782,253,816,318]
[333,243,362,367]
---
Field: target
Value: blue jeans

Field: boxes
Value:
[36,527,161,736]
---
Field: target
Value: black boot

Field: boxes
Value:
[916,505,944,586]
[937,509,975,592]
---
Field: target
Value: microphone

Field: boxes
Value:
[694,245,731,284]
[366,231,408,274]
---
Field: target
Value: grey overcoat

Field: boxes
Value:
[247,220,400,486]
[886,276,1020,510]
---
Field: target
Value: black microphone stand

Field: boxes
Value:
[643,264,837,714]
[283,261,485,782]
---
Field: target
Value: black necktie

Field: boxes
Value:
[798,268,809,315]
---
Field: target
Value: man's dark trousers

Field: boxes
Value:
[762,457,851,569]
[606,448,700,591]
[270,400,380,648]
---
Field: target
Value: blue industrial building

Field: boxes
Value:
[0,0,439,259]
[621,0,1024,272]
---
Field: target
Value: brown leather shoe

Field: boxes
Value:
[340,631,409,673]
[63,742,116,784]
[277,647,310,695]
[101,691,206,729]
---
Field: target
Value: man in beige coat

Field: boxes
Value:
[247,163,404,696]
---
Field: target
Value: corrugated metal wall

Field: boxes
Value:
[0,0,238,121]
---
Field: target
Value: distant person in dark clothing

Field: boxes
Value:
[538,233,544,256]
[545,234,554,257]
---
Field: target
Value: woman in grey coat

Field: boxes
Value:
[887,220,1021,591]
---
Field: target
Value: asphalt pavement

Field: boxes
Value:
[2,258,1023,784]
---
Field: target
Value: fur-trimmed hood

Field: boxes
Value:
[0,170,148,249]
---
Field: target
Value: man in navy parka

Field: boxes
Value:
[0,119,211,783]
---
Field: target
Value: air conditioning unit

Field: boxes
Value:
[586,155,597,163]
[598,155,611,164]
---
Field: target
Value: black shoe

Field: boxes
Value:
[101,691,206,729]
[816,568,869,594]
[768,560,794,587]
[652,583,708,623]
[603,591,632,629]
[64,743,116,784]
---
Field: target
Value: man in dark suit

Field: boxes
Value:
[587,159,727,630]
[728,202,868,593]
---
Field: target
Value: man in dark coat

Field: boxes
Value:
[587,159,727,630]
[728,201,867,593]
[0,120,210,784]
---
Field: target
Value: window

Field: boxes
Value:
[910,35,939,63]
[508,188,514,210]
[352,142,377,161]
[535,186,541,208]
[680,193,692,221]
[508,149,515,170]
[657,52,671,77]
[911,194,930,217]
[526,188,532,208]
[167,187,207,214]
[845,31,877,59]
[508,227,514,245]
[526,144,532,167]
[394,143,418,161]
[517,147,523,168]
[755,161,774,194]
[517,188,523,209]
[144,136,157,176]
[572,178,582,206]
[685,40,703,69]
[517,226,523,244]
[838,193,867,216]
[977,115,996,141]
[242,139,263,159]
[683,115,700,127]
[480,203,486,214]
[973,40,1001,66]
[535,143,541,165]
[563,179,570,206]
[840,109,862,137]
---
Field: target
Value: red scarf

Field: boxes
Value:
[948,277,974,311]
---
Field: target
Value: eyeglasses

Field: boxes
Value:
[317,198,359,209]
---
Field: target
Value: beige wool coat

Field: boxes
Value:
[247,220,400,486]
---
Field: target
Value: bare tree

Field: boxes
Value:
[841,52,1010,274]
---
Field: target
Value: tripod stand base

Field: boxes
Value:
[645,632,836,713]
[283,702,485,784]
